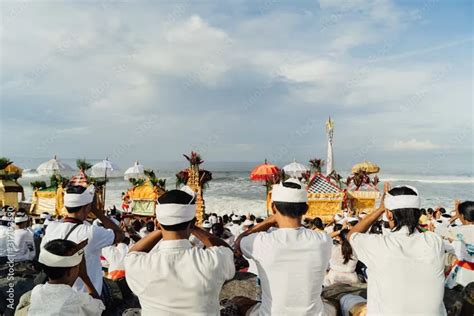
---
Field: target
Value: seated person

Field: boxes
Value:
[235,179,334,315]
[347,184,446,315]
[324,228,359,286]
[24,239,104,315]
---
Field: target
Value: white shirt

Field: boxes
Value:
[329,244,358,273]
[240,227,332,315]
[124,239,235,315]
[228,223,243,238]
[102,243,128,273]
[0,225,9,257]
[28,283,104,316]
[350,227,446,316]
[41,221,115,294]
[11,228,35,262]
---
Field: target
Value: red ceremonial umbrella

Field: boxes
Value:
[250,160,280,181]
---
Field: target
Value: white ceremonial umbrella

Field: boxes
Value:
[37,155,73,176]
[283,160,310,178]
[124,161,145,180]
[91,158,121,178]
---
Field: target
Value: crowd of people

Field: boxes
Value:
[0,179,472,316]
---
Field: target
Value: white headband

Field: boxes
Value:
[1,216,10,221]
[64,185,95,208]
[39,247,84,267]
[272,180,307,203]
[156,204,196,226]
[385,185,421,210]
[202,221,212,229]
[40,213,51,220]
[14,215,29,223]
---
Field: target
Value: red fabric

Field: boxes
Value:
[109,270,126,280]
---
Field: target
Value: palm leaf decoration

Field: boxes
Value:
[76,159,93,172]
[157,179,167,190]
[31,181,47,190]
[0,157,13,170]
[183,151,203,166]
[50,174,69,188]
[128,178,146,187]
[199,170,213,188]
[309,158,325,173]
[175,170,189,188]
[327,170,343,188]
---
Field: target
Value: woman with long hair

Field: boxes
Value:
[324,228,359,286]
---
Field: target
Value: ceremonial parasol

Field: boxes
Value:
[283,160,309,178]
[351,161,380,174]
[91,158,121,178]
[124,161,145,180]
[250,160,280,181]
[37,155,73,175]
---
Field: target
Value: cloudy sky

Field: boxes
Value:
[1,0,472,174]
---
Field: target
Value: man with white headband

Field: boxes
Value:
[347,184,446,315]
[10,210,36,262]
[23,239,104,315]
[0,207,10,264]
[41,182,124,297]
[234,179,334,316]
[124,189,235,315]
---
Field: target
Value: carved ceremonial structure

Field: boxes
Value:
[0,159,24,209]
[186,163,205,224]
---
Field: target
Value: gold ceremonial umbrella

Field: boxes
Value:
[351,161,380,174]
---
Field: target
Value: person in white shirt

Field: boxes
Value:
[26,239,104,315]
[0,209,11,263]
[41,184,124,296]
[324,228,359,286]
[347,184,446,316]
[101,237,130,280]
[124,188,235,315]
[228,215,243,237]
[234,179,334,316]
[10,212,35,262]
[445,200,473,289]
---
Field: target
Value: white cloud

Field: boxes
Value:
[391,139,444,151]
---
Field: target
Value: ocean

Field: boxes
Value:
[13,158,474,217]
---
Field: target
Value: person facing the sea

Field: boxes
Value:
[347,184,446,315]
[124,188,235,315]
[234,178,334,316]
[10,210,35,262]
[41,181,125,297]
[23,239,105,316]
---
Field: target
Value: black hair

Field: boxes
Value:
[369,221,383,234]
[333,223,343,232]
[388,186,421,235]
[157,190,196,231]
[459,201,474,222]
[339,229,354,264]
[145,221,155,232]
[273,201,308,218]
[211,223,224,237]
[439,208,446,214]
[41,239,79,280]
[65,185,87,213]
[249,215,256,221]
[132,219,143,232]
[222,214,229,224]
[312,217,324,230]
[122,237,131,246]
[255,217,264,223]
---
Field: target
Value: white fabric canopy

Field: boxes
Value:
[124,161,145,180]
[37,156,73,175]
[91,159,121,178]
[283,161,309,178]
